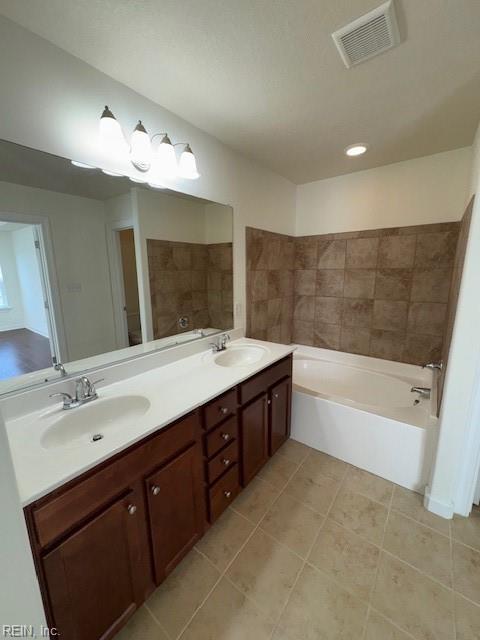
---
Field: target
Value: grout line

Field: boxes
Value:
[449,506,458,640]
[367,606,419,640]
[389,505,451,539]
[267,456,348,638]
[142,603,173,639]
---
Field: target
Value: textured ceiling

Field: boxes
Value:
[1,0,479,184]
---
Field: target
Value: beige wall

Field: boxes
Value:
[296,148,472,236]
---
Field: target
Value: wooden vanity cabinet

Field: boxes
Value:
[24,353,292,640]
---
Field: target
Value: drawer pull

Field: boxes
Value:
[151,485,161,496]
[127,504,137,516]
[219,407,229,415]
[222,458,231,466]
[224,490,232,499]
[221,432,230,441]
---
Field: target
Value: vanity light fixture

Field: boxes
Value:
[97,105,200,180]
[345,143,368,157]
[177,143,200,179]
[147,181,166,190]
[101,168,124,177]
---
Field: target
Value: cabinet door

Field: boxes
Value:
[146,444,204,583]
[43,490,142,640]
[240,392,269,486]
[269,377,291,455]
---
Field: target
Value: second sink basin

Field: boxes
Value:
[41,395,151,451]
[214,345,268,367]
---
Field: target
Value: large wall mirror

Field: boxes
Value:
[0,140,233,394]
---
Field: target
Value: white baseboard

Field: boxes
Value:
[424,485,454,519]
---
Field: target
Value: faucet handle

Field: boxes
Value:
[89,378,104,394]
[49,392,74,408]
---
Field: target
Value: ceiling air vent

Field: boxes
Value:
[332,0,401,68]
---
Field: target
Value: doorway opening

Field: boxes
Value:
[118,228,141,347]
[0,220,58,380]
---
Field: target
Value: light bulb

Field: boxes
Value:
[99,106,127,157]
[178,144,200,179]
[130,120,152,171]
[345,143,368,157]
[152,134,177,179]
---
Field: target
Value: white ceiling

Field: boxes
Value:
[1,0,479,184]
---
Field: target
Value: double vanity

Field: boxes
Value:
[5,337,294,640]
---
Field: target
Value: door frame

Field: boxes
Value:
[0,211,67,363]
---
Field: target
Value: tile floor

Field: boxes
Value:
[116,439,480,640]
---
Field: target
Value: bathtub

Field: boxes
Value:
[291,345,439,491]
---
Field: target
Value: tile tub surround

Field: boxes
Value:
[115,441,480,640]
[147,239,233,339]
[246,227,295,344]
[292,222,460,365]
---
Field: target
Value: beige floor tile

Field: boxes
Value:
[300,450,349,481]
[276,439,311,464]
[283,466,339,515]
[455,593,480,640]
[258,454,298,487]
[231,476,280,524]
[271,628,294,640]
[384,510,452,587]
[278,564,368,640]
[196,508,254,572]
[453,542,480,605]
[372,552,455,640]
[260,492,324,558]
[344,467,394,506]
[180,577,274,640]
[115,606,168,640]
[391,486,450,536]
[226,529,303,620]
[365,610,412,640]
[308,518,380,601]
[452,507,480,551]
[329,487,388,545]
[147,548,220,639]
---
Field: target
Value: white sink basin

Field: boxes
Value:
[40,395,151,450]
[214,345,268,367]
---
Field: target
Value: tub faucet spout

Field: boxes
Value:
[422,362,442,371]
[411,386,431,399]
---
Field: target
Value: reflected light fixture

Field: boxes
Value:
[178,144,200,179]
[71,160,96,169]
[130,120,152,171]
[96,105,200,181]
[345,143,368,157]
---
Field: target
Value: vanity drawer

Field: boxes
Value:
[206,439,238,485]
[208,464,240,522]
[239,356,292,405]
[203,388,237,430]
[204,415,237,458]
[31,412,199,549]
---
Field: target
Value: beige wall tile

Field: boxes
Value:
[342,299,373,328]
[374,269,412,301]
[378,236,416,268]
[292,320,314,345]
[369,329,405,361]
[415,231,458,268]
[411,268,452,303]
[317,239,346,269]
[346,237,379,268]
[316,269,344,296]
[295,237,317,269]
[372,552,455,640]
[407,302,447,336]
[294,270,316,295]
[315,296,343,324]
[344,269,376,299]
[340,327,371,355]
[403,333,443,365]
[293,295,315,321]
[313,322,341,349]
[372,300,409,332]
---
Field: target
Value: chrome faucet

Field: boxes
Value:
[422,362,443,371]
[50,375,104,410]
[411,386,431,399]
[210,333,231,353]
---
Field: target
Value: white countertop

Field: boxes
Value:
[5,338,295,506]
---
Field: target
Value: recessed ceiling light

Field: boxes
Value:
[345,143,368,157]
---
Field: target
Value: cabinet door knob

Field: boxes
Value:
[222,458,231,466]
[221,432,230,441]
[151,485,161,496]
[127,504,137,516]
[224,490,232,498]
[219,406,229,415]
[273,393,279,399]
[267,399,272,405]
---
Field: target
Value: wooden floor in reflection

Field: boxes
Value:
[0,328,52,380]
